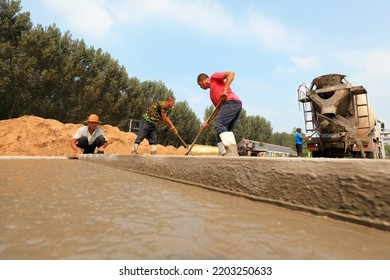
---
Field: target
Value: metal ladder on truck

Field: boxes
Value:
[352,86,371,133]
[297,83,315,132]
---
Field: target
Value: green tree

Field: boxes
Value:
[230,109,247,143]
[158,100,200,147]
[196,106,273,146]
[198,104,219,146]
[77,47,129,124]
[384,143,390,158]
[110,77,142,131]
[0,0,33,119]
[15,24,75,119]
[269,131,295,148]
[1,0,298,144]
[129,80,173,120]
[233,109,272,143]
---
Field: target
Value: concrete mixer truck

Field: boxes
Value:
[297,74,384,158]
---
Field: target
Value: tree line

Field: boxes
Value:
[0,0,296,149]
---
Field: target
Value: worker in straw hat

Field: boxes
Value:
[70,114,108,158]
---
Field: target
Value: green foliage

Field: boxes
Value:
[0,0,181,132]
[384,143,390,157]
[198,105,218,145]
[197,106,274,147]
[269,131,295,149]
[158,100,200,147]
[0,0,33,119]
[234,112,272,143]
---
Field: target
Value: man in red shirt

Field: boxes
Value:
[197,71,242,156]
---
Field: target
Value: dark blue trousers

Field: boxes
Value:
[76,135,105,154]
[134,118,158,145]
[215,100,242,139]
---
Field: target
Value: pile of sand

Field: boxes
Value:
[0,116,188,157]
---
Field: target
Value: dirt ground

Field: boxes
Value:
[0,115,187,157]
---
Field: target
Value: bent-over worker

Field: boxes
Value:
[197,71,242,156]
[131,96,178,155]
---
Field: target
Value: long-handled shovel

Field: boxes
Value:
[185,98,224,156]
[303,120,330,144]
[175,132,194,155]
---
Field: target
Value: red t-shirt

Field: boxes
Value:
[209,72,241,106]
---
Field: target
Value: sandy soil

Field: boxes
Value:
[0,115,187,157]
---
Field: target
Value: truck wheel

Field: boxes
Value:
[366,142,379,159]
[311,151,322,158]
[365,152,374,159]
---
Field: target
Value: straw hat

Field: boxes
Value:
[86,114,101,123]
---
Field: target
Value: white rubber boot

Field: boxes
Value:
[219,132,239,157]
[131,143,139,155]
[217,142,226,156]
[150,144,157,155]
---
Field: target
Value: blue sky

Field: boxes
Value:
[20,0,390,133]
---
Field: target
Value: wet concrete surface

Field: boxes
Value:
[1,157,389,259]
[84,154,390,230]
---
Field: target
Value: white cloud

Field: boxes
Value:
[332,49,390,97]
[111,0,300,50]
[39,0,301,51]
[344,49,390,82]
[112,0,237,34]
[41,0,112,40]
[290,56,320,70]
[329,49,390,128]
[189,94,206,106]
[244,8,303,51]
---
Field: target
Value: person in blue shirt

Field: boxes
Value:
[295,128,310,157]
